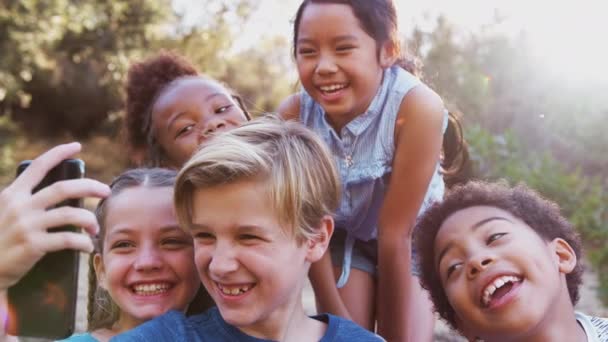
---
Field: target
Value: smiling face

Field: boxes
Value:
[190,179,316,338]
[94,187,200,331]
[434,205,577,339]
[151,78,248,168]
[295,3,393,130]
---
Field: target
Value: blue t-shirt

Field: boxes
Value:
[110,307,383,341]
[58,332,98,342]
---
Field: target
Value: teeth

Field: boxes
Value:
[319,84,346,92]
[133,283,170,295]
[481,275,521,306]
[219,284,252,296]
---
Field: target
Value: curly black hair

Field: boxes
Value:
[414,181,584,332]
[124,51,199,159]
[123,51,251,167]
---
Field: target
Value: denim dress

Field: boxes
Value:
[300,65,447,287]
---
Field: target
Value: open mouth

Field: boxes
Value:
[318,83,348,95]
[131,283,172,296]
[217,283,255,297]
[481,275,523,308]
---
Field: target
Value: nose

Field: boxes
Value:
[466,254,494,279]
[200,117,227,141]
[208,244,239,278]
[134,245,163,272]
[316,53,338,75]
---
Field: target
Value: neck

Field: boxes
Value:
[113,313,144,336]
[487,289,587,342]
[237,287,325,341]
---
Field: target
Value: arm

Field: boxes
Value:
[308,252,352,319]
[0,142,110,292]
[278,94,351,318]
[277,94,301,121]
[376,86,445,341]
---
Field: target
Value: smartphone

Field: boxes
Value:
[5,159,85,339]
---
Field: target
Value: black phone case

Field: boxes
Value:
[6,159,84,339]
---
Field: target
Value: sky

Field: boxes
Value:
[175,0,608,82]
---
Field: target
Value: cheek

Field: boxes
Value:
[100,256,130,288]
[169,250,197,274]
[193,246,212,271]
[296,60,313,78]
[445,282,470,313]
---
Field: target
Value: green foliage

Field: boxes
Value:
[0,0,172,136]
[0,117,18,185]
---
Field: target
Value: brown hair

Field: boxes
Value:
[87,168,212,330]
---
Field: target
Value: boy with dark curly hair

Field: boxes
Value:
[414,181,608,341]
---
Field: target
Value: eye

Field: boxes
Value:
[111,240,134,250]
[215,105,232,114]
[336,45,355,52]
[193,232,215,241]
[446,263,462,279]
[162,237,191,248]
[176,124,195,138]
[297,47,316,56]
[239,234,259,241]
[486,232,507,245]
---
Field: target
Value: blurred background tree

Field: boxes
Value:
[0,0,606,303]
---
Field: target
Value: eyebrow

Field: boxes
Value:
[297,35,357,46]
[435,216,512,270]
[107,225,182,238]
[189,223,268,234]
[165,92,227,132]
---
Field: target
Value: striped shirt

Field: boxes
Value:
[577,312,608,342]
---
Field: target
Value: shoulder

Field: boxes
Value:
[59,333,98,342]
[110,310,192,342]
[394,83,445,143]
[316,314,385,342]
[397,83,444,123]
[277,93,301,121]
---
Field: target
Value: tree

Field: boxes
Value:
[0,0,171,137]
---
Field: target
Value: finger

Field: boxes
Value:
[31,206,100,236]
[32,178,110,210]
[12,142,82,191]
[40,231,96,254]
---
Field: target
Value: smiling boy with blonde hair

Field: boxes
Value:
[113,116,383,341]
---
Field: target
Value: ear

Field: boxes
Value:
[93,253,108,290]
[379,40,399,68]
[551,238,577,274]
[305,215,334,263]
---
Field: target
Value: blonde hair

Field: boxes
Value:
[174,115,340,243]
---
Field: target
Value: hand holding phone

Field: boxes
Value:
[0,143,110,338]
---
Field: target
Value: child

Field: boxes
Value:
[278,0,467,339]
[63,168,202,341]
[124,51,251,168]
[111,116,383,341]
[414,181,608,341]
[123,51,252,314]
